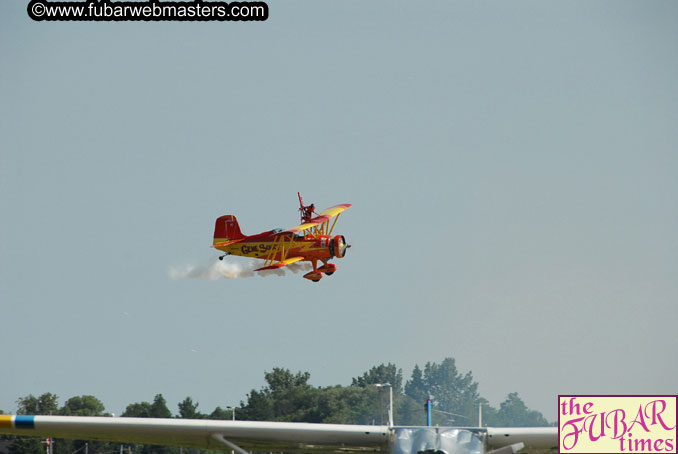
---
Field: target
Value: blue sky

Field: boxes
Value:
[1,1,677,420]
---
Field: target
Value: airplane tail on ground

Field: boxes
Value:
[213,215,245,245]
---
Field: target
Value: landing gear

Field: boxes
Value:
[218,253,231,261]
[303,260,324,282]
[303,270,323,282]
[318,263,337,276]
[303,262,337,282]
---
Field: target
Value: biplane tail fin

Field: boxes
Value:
[213,215,245,245]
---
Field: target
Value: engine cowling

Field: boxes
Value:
[329,235,348,258]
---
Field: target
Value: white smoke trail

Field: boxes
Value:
[169,259,311,280]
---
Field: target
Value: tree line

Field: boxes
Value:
[0,358,551,454]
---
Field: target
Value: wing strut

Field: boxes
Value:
[486,443,525,454]
[327,213,341,236]
[211,433,251,454]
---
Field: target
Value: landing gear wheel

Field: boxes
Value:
[218,255,225,261]
[325,272,334,276]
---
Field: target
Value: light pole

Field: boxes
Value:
[225,407,236,454]
[478,403,483,427]
[374,383,393,427]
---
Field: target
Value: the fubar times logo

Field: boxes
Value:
[559,396,677,454]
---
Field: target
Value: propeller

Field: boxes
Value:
[330,235,350,258]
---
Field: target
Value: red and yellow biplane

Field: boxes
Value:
[212,194,351,282]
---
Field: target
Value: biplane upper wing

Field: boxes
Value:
[283,203,352,234]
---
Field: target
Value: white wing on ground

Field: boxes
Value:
[486,427,557,450]
[0,416,389,453]
[0,416,557,453]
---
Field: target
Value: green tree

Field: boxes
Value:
[314,385,377,425]
[7,436,42,454]
[177,397,203,419]
[266,368,311,393]
[496,392,549,427]
[57,396,109,454]
[265,369,316,422]
[394,393,426,426]
[16,394,59,415]
[404,358,481,425]
[351,363,403,394]
[9,393,60,454]
[122,394,172,419]
[121,395,174,454]
[404,365,427,403]
[240,368,319,422]
[477,398,500,427]
[122,401,153,418]
[176,397,203,454]
[208,406,236,420]
[60,395,105,416]
[150,395,172,419]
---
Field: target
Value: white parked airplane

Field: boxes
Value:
[0,415,556,454]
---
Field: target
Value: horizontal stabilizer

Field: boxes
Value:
[212,239,243,248]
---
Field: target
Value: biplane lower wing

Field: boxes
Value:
[0,415,557,453]
[254,256,304,271]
